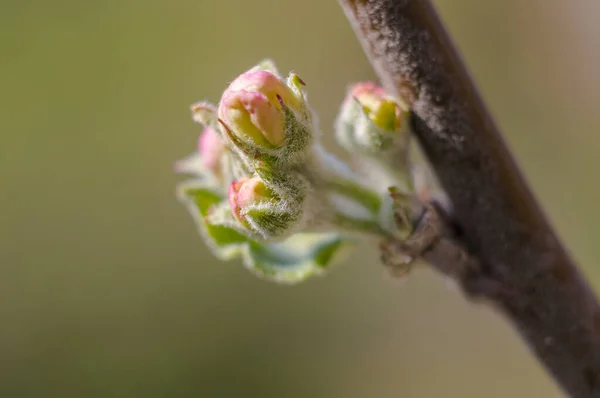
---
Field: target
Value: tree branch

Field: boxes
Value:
[338,0,600,396]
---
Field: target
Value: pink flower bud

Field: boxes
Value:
[218,70,301,149]
[198,126,224,175]
[228,176,274,223]
[347,82,403,132]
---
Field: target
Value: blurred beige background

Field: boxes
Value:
[2,0,600,397]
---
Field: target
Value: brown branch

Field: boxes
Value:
[338,0,600,396]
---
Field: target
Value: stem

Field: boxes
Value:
[361,153,414,194]
[339,1,600,397]
[332,212,387,237]
[326,177,382,214]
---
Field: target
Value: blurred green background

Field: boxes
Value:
[2,0,600,397]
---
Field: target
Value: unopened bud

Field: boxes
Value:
[351,82,403,132]
[228,173,308,239]
[219,89,285,148]
[198,126,225,176]
[217,62,315,171]
[219,70,302,149]
[336,82,409,156]
[228,175,275,223]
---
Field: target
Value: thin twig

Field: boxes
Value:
[338,0,600,396]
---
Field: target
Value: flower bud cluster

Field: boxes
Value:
[177,60,326,241]
[175,60,431,283]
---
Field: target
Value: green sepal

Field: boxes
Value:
[244,206,299,240]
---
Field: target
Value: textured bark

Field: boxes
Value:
[339,1,600,396]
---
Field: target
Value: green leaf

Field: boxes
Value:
[242,233,353,284]
[177,181,248,259]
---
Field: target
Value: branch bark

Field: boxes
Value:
[338,1,600,396]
